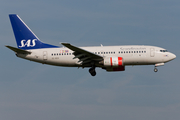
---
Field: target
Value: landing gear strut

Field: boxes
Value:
[89,67,96,76]
[154,67,158,72]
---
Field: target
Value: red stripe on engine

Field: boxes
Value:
[118,57,123,66]
[110,57,113,67]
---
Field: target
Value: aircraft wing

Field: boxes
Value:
[61,43,103,65]
[6,46,31,54]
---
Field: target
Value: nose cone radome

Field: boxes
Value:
[170,53,176,60]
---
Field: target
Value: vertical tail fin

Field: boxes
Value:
[9,14,59,50]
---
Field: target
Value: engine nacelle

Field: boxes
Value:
[103,57,123,67]
[105,66,125,72]
[100,57,125,71]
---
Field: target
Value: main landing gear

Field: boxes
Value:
[154,67,158,72]
[89,66,96,76]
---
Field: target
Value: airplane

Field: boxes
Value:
[6,14,176,76]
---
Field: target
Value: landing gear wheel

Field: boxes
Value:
[89,67,96,76]
[154,68,158,72]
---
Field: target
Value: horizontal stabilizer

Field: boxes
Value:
[6,45,31,54]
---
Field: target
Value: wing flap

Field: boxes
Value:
[61,43,102,59]
[73,53,85,59]
[61,43,103,65]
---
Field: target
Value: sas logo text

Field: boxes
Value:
[19,39,37,47]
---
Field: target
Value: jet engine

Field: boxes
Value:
[102,57,123,67]
[100,57,125,71]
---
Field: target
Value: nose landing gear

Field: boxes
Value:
[154,63,164,72]
[154,67,158,72]
[89,67,96,76]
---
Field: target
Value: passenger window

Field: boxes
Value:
[98,52,100,54]
[52,54,53,56]
[59,53,61,55]
[106,52,108,54]
[139,51,141,53]
[121,51,123,54]
[129,51,131,53]
[126,51,128,53]
[142,51,143,53]
[69,53,71,55]
[137,51,138,53]
[144,51,146,53]
[134,51,136,53]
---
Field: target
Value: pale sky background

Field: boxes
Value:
[0,0,180,120]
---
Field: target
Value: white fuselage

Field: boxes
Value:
[8,14,176,76]
[17,45,176,68]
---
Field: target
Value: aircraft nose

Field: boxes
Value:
[170,53,176,60]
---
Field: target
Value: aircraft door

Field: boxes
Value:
[150,48,155,57]
[43,51,48,60]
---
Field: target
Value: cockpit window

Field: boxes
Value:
[160,50,168,52]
